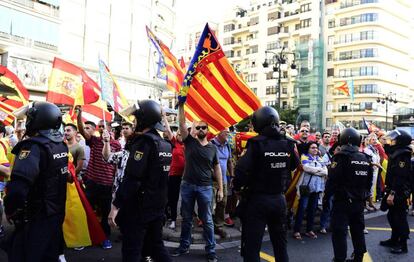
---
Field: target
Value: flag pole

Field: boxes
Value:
[98,54,106,126]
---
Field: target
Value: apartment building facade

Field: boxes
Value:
[1,0,176,103]
[220,0,325,130]
[324,0,413,130]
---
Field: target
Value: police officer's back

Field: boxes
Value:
[109,100,172,262]
[379,129,412,254]
[325,128,373,262]
[234,106,299,262]
[3,102,68,262]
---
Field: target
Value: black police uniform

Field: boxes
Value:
[4,134,68,262]
[234,128,299,262]
[325,144,373,262]
[113,128,172,262]
[382,145,412,252]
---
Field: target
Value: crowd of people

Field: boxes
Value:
[0,100,413,262]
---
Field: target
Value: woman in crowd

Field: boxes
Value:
[363,133,381,211]
[293,141,328,240]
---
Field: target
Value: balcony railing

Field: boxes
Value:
[340,0,378,9]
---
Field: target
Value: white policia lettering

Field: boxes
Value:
[163,165,171,172]
[53,152,68,159]
[264,152,290,157]
[159,152,172,157]
[351,161,369,166]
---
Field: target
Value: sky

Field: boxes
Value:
[174,0,248,50]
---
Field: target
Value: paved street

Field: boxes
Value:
[1,213,413,261]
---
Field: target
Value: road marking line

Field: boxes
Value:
[260,251,275,262]
[365,227,414,232]
[364,252,373,262]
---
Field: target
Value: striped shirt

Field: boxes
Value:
[86,136,121,186]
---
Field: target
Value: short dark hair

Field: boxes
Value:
[0,125,6,136]
[322,131,331,138]
[64,123,78,131]
[122,122,133,128]
[305,141,319,153]
[84,121,96,128]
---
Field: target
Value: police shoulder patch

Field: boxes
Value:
[399,161,405,168]
[331,161,337,168]
[19,150,30,160]
[134,151,144,161]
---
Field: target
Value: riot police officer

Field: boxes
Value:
[324,128,373,262]
[379,129,412,254]
[108,100,172,262]
[233,106,299,262]
[3,101,68,262]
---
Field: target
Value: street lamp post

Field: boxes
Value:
[376,92,398,132]
[262,47,297,109]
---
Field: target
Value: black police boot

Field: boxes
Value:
[345,253,363,262]
[332,258,345,262]
[379,238,398,247]
[390,239,408,254]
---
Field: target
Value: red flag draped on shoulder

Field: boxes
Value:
[47,58,100,106]
[0,66,30,125]
[178,24,261,134]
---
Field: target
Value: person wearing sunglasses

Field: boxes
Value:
[297,127,310,156]
[173,103,223,262]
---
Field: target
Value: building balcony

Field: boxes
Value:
[0,31,58,52]
[231,25,249,35]
[11,0,60,18]
[277,12,301,24]
[339,0,379,10]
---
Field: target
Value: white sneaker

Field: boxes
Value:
[363,229,369,234]
[58,254,67,262]
[168,221,176,230]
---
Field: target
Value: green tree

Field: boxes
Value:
[272,106,299,125]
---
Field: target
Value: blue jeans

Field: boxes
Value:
[179,181,215,254]
[294,192,319,233]
[320,195,333,230]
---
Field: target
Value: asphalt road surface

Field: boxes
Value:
[0,214,413,261]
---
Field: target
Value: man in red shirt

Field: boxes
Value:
[76,106,121,249]
[162,113,185,230]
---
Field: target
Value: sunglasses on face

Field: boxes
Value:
[195,126,208,131]
[300,130,309,133]
[98,125,105,128]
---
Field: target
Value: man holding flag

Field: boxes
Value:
[76,107,121,249]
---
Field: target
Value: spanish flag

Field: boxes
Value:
[0,66,30,125]
[47,58,100,106]
[179,24,261,134]
[63,156,106,247]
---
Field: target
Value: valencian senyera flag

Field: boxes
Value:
[146,26,183,93]
[47,57,100,106]
[179,23,261,134]
[63,154,106,247]
[0,66,30,125]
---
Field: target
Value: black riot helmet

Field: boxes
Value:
[387,129,412,147]
[25,101,62,137]
[252,106,280,133]
[133,100,163,131]
[339,127,361,146]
